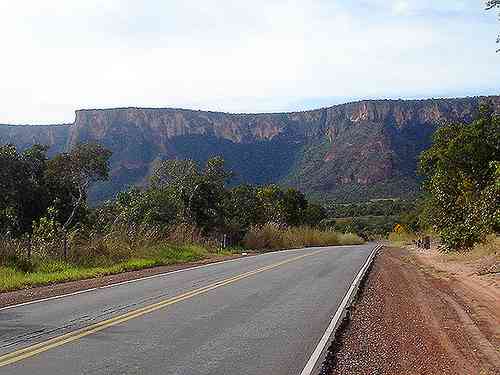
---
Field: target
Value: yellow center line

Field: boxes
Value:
[0,250,322,368]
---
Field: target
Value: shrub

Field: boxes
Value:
[242,222,285,251]
[338,232,365,245]
[31,210,64,259]
[243,223,364,251]
[388,231,416,246]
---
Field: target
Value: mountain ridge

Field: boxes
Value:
[1,95,499,202]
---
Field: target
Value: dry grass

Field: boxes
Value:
[0,223,235,292]
[443,234,499,264]
[243,223,364,251]
[388,231,417,246]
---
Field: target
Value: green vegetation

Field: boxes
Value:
[326,199,415,218]
[324,216,400,240]
[387,231,417,247]
[418,104,499,251]
[305,178,420,203]
[0,144,361,291]
[486,1,499,51]
[243,223,363,251]
[320,200,419,240]
[0,243,214,292]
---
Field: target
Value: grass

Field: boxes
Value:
[0,244,228,292]
[443,234,499,262]
[0,222,364,292]
[388,231,417,246]
[243,223,364,251]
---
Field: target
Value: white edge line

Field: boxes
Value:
[0,256,244,311]
[0,244,368,312]
[299,244,380,375]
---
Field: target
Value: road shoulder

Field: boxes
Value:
[322,246,500,375]
[0,254,246,309]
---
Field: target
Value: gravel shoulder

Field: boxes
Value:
[322,246,500,375]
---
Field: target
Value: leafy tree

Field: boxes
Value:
[47,143,112,257]
[256,184,286,224]
[419,104,499,250]
[112,188,178,227]
[151,156,233,232]
[224,185,263,240]
[302,203,327,227]
[282,188,308,226]
[0,144,51,234]
[486,0,500,51]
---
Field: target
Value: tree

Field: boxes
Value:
[112,188,178,227]
[419,104,499,250]
[0,144,50,234]
[282,188,308,226]
[486,0,500,52]
[302,203,327,227]
[47,143,112,257]
[151,159,200,220]
[224,185,263,240]
[151,156,233,232]
[256,185,286,224]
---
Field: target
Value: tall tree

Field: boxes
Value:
[47,143,112,257]
[0,144,50,234]
[486,0,500,51]
[419,104,499,250]
[151,156,233,232]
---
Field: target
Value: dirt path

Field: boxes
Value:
[323,246,500,375]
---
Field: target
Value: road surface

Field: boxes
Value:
[0,244,375,375]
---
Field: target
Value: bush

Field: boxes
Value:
[338,232,366,245]
[0,234,34,272]
[167,223,204,245]
[243,223,364,251]
[31,210,64,259]
[388,231,416,246]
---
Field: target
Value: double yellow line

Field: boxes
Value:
[0,250,320,367]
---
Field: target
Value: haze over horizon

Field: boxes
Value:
[1,0,499,124]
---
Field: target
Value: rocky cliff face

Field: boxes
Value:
[1,96,499,202]
[0,123,70,156]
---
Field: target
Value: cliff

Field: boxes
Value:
[0,123,71,156]
[1,96,499,202]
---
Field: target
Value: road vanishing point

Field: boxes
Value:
[0,244,377,375]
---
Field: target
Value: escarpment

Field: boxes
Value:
[1,96,499,202]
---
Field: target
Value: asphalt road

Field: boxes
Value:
[0,244,375,375]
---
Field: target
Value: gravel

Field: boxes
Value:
[321,247,500,375]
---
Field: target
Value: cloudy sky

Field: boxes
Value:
[0,0,499,123]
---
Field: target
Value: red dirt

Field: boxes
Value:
[0,254,247,309]
[325,247,500,375]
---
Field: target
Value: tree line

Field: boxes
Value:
[1,102,497,255]
[0,144,328,260]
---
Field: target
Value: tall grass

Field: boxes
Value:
[387,231,417,246]
[0,221,364,291]
[0,244,211,292]
[243,223,364,251]
[0,222,232,292]
[444,234,499,261]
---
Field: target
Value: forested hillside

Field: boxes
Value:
[1,96,499,202]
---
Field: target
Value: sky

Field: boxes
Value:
[0,0,499,124]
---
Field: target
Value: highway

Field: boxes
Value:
[0,244,376,375]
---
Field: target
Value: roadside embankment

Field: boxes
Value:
[0,252,245,308]
[322,246,500,375]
